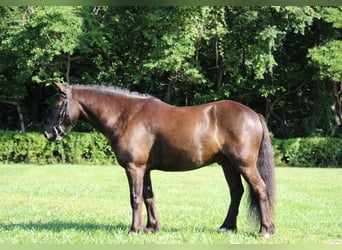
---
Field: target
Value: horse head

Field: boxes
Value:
[44,82,78,141]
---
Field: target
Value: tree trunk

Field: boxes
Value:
[165,77,173,103]
[66,54,71,83]
[0,101,25,133]
[216,67,223,91]
[331,81,342,127]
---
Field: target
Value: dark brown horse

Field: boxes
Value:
[44,83,275,237]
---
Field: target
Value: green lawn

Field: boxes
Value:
[0,164,341,244]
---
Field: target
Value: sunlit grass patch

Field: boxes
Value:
[0,164,341,243]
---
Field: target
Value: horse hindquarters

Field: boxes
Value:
[233,114,275,236]
[217,103,275,236]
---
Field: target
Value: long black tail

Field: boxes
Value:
[249,114,276,220]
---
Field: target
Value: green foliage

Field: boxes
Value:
[1,131,341,167]
[318,6,342,28]
[273,137,342,167]
[0,130,116,164]
[309,40,342,82]
[0,6,341,137]
[308,8,342,82]
[0,7,84,85]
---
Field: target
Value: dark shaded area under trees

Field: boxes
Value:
[0,6,341,138]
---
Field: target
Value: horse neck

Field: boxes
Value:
[72,88,127,137]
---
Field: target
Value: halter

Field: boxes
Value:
[53,87,75,137]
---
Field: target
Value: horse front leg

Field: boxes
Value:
[143,170,161,232]
[125,163,147,234]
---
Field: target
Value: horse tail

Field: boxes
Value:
[248,114,276,221]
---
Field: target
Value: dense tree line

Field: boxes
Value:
[0,6,341,138]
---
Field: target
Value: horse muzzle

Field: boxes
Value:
[44,130,62,142]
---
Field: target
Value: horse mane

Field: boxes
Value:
[70,84,155,100]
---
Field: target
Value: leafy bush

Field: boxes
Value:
[0,131,116,164]
[1,131,341,167]
[273,137,342,167]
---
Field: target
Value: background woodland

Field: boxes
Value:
[0,6,341,138]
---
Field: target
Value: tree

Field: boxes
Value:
[309,7,342,131]
[0,6,341,137]
[197,7,316,136]
[103,7,211,105]
[0,7,110,129]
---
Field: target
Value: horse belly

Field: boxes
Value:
[151,154,216,171]
[148,103,221,171]
[148,137,220,171]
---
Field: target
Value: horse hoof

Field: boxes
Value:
[147,226,162,233]
[146,223,162,233]
[128,226,149,235]
[218,227,237,234]
[259,232,271,239]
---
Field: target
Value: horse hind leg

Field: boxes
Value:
[219,160,244,233]
[239,165,275,237]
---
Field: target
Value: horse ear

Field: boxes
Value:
[53,82,67,95]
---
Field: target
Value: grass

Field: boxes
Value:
[0,164,341,244]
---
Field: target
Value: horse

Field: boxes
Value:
[44,82,276,237]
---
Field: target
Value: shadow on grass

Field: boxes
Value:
[161,225,259,238]
[0,221,130,232]
[0,221,260,239]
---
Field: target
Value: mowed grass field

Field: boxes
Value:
[0,164,341,244]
